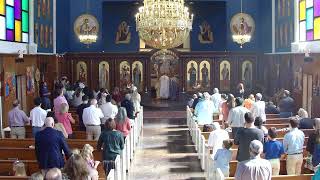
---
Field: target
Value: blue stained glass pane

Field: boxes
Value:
[306,8,313,30]
[6,6,14,29]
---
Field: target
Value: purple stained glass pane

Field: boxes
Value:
[14,0,21,20]
[307,30,314,40]
[6,29,13,41]
[315,0,320,16]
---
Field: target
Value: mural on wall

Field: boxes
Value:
[275,0,294,52]
[34,0,53,53]
[242,60,253,90]
[115,21,131,44]
[76,61,87,83]
[198,21,214,44]
[99,61,110,90]
[230,13,255,37]
[4,72,16,101]
[26,66,35,94]
[74,14,99,39]
[132,61,143,91]
[220,60,231,91]
[187,61,198,90]
[199,61,210,89]
[120,61,131,90]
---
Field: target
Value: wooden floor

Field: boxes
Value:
[129,110,205,180]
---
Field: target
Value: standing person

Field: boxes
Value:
[188,94,197,108]
[121,94,135,123]
[35,117,71,171]
[77,95,90,131]
[72,88,83,108]
[63,154,91,180]
[192,92,202,109]
[207,122,229,157]
[112,87,122,106]
[47,111,68,139]
[251,93,266,122]
[211,88,222,114]
[53,88,68,115]
[306,118,320,169]
[213,140,233,177]
[30,97,47,137]
[235,140,272,180]
[227,97,249,138]
[56,103,75,139]
[99,94,118,130]
[236,83,245,98]
[97,118,124,174]
[115,107,131,138]
[220,94,229,123]
[234,112,264,162]
[243,94,255,110]
[254,117,268,136]
[8,100,30,139]
[194,92,215,125]
[83,99,104,140]
[283,118,305,175]
[263,128,285,175]
[131,86,141,113]
[81,144,100,180]
[39,81,51,110]
[279,90,295,118]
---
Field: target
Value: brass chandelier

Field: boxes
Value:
[135,0,193,49]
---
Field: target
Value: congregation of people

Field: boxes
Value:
[7,76,141,179]
[188,84,320,180]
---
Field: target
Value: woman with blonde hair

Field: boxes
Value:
[64,154,92,180]
[56,103,75,138]
[12,161,26,176]
[81,144,99,180]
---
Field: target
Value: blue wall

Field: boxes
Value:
[56,0,273,53]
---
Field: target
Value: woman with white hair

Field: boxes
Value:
[207,122,229,157]
[131,86,141,113]
[235,140,272,180]
[194,92,215,125]
[298,108,314,129]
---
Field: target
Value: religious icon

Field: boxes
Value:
[4,72,16,101]
[230,13,255,36]
[187,61,198,90]
[45,25,49,48]
[76,61,87,83]
[242,61,253,90]
[74,14,99,37]
[42,0,46,18]
[294,67,303,91]
[35,23,39,44]
[47,0,51,18]
[115,21,131,44]
[198,21,213,44]
[26,66,35,94]
[120,61,131,90]
[199,61,210,88]
[132,61,143,91]
[37,0,41,19]
[284,23,288,47]
[99,61,110,90]
[219,61,231,91]
[40,24,44,47]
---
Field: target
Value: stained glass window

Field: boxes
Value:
[299,0,320,41]
[0,0,29,42]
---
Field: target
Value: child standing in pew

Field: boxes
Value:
[263,127,285,175]
[212,140,233,177]
[81,144,100,179]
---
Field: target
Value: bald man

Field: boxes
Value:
[83,99,104,140]
[35,117,71,170]
[8,99,30,139]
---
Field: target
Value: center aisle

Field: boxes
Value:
[129,110,205,180]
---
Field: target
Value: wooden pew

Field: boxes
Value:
[265,118,290,124]
[0,177,29,180]
[266,114,280,119]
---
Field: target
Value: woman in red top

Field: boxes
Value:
[56,103,75,138]
[115,107,131,138]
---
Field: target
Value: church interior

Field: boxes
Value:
[0,0,320,179]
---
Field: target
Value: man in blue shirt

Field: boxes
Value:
[263,127,284,175]
[283,118,305,175]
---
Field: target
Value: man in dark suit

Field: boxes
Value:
[76,95,90,131]
[121,94,135,120]
[35,117,71,170]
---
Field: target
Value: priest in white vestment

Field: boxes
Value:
[159,74,170,99]
[194,92,214,125]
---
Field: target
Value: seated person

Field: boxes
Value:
[297,108,314,129]
[12,161,26,176]
[265,100,280,114]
